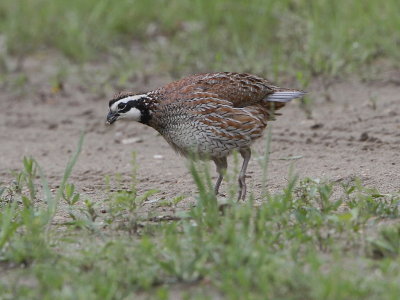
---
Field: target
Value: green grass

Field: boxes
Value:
[1,136,400,299]
[0,0,399,79]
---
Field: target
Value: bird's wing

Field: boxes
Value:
[152,72,305,113]
[151,72,275,107]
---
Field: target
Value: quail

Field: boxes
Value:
[106,72,305,200]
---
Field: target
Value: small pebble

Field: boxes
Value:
[310,123,323,130]
[359,132,369,142]
[121,137,143,145]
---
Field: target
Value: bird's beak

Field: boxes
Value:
[106,111,119,125]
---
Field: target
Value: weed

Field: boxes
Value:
[0,134,84,264]
[369,225,400,259]
[1,137,400,298]
[104,153,159,233]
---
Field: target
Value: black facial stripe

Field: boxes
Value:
[119,101,134,113]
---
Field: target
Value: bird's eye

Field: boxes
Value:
[118,103,126,110]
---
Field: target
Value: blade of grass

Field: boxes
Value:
[34,133,84,238]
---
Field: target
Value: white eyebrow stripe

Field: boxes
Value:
[111,94,146,111]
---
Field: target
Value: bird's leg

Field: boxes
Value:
[213,157,227,196]
[238,148,251,201]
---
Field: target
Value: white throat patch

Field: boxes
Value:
[124,107,141,122]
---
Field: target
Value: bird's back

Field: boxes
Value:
[151,72,275,106]
[147,72,303,158]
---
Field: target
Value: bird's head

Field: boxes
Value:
[106,94,152,125]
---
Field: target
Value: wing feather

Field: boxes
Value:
[151,72,304,111]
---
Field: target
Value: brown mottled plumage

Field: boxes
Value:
[107,72,305,200]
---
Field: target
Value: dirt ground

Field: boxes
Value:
[1,58,399,214]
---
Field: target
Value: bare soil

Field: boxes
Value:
[1,57,400,215]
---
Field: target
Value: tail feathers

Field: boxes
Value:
[265,90,306,103]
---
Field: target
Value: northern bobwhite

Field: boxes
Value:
[106,72,305,200]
